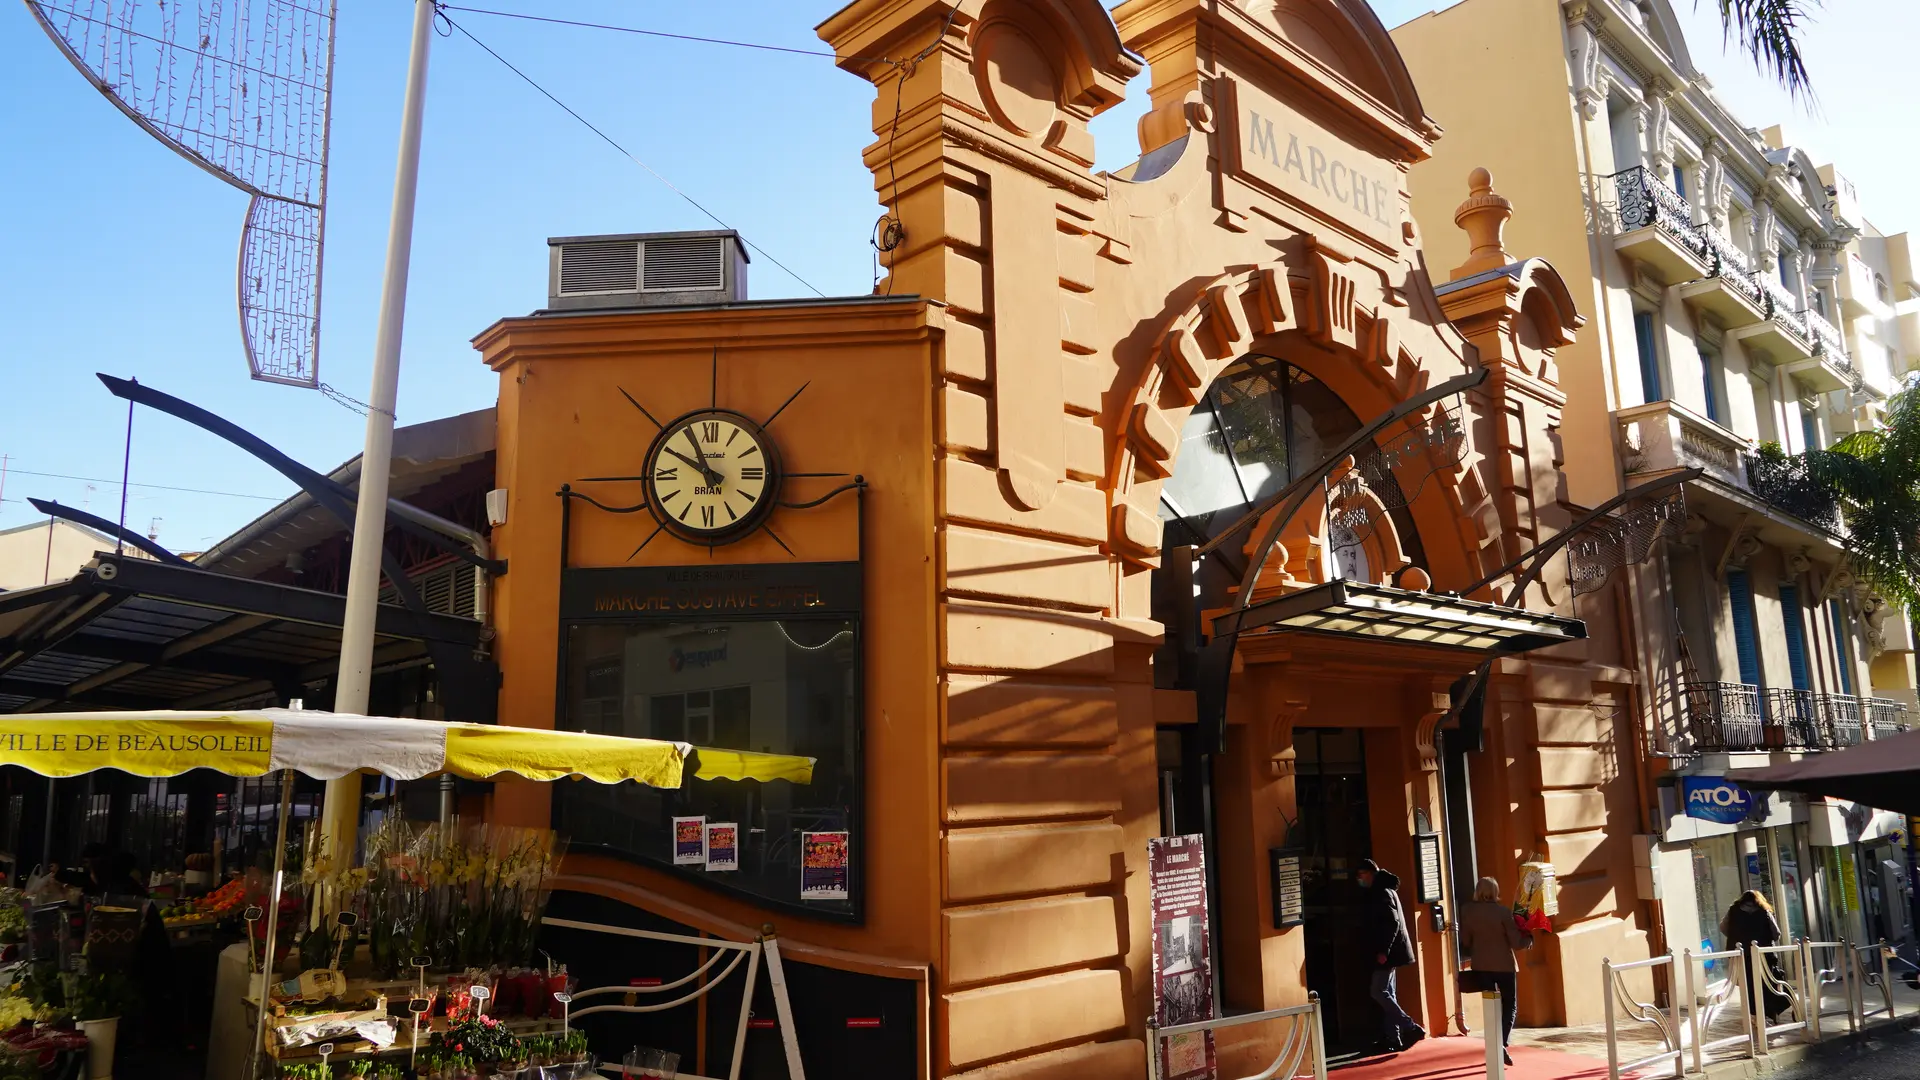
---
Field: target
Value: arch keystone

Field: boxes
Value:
[1202,283,1250,357]
[1162,327,1207,404]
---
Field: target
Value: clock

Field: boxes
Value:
[641,409,782,544]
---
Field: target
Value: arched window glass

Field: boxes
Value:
[1159,358,1425,579]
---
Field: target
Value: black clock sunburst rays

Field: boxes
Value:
[571,351,852,560]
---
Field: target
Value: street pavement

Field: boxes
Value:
[1767,1021,1920,1079]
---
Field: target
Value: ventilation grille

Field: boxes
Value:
[643,237,726,292]
[558,241,640,295]
[380,562,479,618]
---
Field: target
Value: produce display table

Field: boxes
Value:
[204,952,574,1079]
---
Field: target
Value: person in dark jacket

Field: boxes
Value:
[1356,859,1425,1052]
[1458,876,1533,1065]
[1722,890,1787,1020]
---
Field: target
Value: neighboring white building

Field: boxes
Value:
[1395,0,1916,965]
[0,519,147,593]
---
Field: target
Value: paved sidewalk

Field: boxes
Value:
[1329,1036,1622,1079]
[1495,966,1920,1078]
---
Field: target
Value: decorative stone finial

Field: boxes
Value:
[1451,167,1514,280]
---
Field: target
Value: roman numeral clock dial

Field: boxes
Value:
[641,410,783,546]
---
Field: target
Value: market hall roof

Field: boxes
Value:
[0,551,482,714]
[193,405,495,580]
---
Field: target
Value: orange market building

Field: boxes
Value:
[468,1,1662,1076]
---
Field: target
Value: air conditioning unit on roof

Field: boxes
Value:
[546,229,748,311]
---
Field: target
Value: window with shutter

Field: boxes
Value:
[1728,569,1762,686]
[1829,599,1856,697]
[1634,310,1664,404]
[1779,582,1811,691]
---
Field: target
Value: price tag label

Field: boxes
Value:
[318,1043,334,1055]
[552,992,573,1005]
[469,985,492,1001]
[335,911,358,927]
[407,998,431,1015]
[410,955,432,969]
[243,906,263,921]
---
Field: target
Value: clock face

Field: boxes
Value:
[642,410,781,544]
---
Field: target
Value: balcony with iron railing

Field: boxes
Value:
[1779,305,1858,394]
[1683,681,1767,752]
[1763,687,1824,749]
[1679,681,1911,754]
[1732,270,1817,364]
[1744,446,1842,531]
[1678,227,1769,328]
[1612,166,1712,282]
[1866,697,1911,740]
[1817,692,1863,747]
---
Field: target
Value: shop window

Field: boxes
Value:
[1829,599,1857,697]
[557,616,862,921]
[1728,570,1762,686]
[1691,834,1740,951]
[1775,826,1809,939]
[1634,310,1665,403]
[1779,583,1812,691]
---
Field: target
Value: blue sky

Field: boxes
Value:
[1,0,1912,551]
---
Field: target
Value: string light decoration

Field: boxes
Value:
[25,0,337,388]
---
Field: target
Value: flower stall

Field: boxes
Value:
[0,709,814,1080]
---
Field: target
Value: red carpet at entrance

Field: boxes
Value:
[1326,1036,1636,1080]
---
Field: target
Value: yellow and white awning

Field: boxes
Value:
[0,709,813,788]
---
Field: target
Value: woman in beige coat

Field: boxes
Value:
[1457,876,1534,1065]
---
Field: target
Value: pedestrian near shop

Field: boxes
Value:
[1723,890,1790,1021]
[1457,876,1533,1066]
[1356,858,1425,1053]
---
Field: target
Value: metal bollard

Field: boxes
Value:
[1800,939,1819,1042]
[1483,990,1504,1079]
[1683,949,1701,1076]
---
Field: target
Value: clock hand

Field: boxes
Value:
[661,446,708,474]
[683,430,724,486]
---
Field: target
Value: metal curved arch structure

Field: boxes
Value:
[24,0,337,387]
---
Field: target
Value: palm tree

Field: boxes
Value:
[1708,0,1819,101]
[1799,385,1920,609]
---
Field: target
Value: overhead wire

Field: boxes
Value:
[437,6,888,64]
[437,10,828,298]
[0,466,281,501]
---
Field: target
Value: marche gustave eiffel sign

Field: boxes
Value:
[1220,77,1404,249]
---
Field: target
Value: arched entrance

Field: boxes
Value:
[1154,354,1445,1050]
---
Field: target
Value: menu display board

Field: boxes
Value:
[1415,832,1443,904]
[1270,849,1304,929]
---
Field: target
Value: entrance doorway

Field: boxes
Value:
[1294,728,1376,1050]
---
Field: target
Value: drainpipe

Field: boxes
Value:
[385,499,492,627]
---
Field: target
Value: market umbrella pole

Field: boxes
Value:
[247,770,296,1080]
[322,0,438,863]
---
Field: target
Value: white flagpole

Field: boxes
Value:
[322,0,437,858]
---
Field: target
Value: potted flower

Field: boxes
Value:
[60,971,135,1080]
[558,1031,589,1065]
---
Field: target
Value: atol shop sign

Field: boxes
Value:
[1682,777,1757,824]
[668,643,727,673]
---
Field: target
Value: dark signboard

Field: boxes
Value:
[561,562,862,621]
